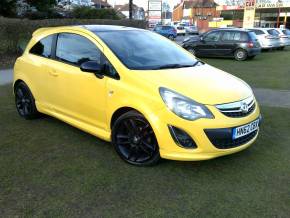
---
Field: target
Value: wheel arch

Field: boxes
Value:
[110,106,141,129]
[13,79,26,93]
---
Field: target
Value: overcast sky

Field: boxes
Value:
[107,0,181,10]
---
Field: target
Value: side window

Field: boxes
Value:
[221,31,235,41]
[56,33,101,66]
[155,26,162,31]
[252,30,263,35]
[102,56,119,79]
[204,31,221,42]
[30,35,53,58]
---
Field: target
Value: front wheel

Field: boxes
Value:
[112,111,160,166]
[234,49,247,61]
[187,47,196,56]
[168,35,174,41]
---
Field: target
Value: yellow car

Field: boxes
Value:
[13,25,261,166]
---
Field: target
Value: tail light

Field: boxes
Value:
[247,42,254,48]
[173,29,177,33]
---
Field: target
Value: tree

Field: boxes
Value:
[26,0,56,12]
[0,0,16,17]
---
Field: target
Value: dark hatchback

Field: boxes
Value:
[182,28,261,61]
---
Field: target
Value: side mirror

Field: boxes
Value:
[80,61,104,79]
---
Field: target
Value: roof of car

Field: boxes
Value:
[248,28,274,30]
[81,25,142,32]
[212,28,251,32]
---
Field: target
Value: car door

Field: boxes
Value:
[215,31,236,56]
[28,34,59,109]
[49,32,110,130]
[197,31,221,56]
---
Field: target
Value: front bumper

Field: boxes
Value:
[149,100,261,161]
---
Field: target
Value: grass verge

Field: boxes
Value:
[202,48,290,90]
[0,84,289,217]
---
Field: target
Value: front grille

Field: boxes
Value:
[205,129,258,149]
[216,96,256,118]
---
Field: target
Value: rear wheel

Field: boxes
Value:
[14,82,40,119]
[234,49,247,61]
[112,111,160,166]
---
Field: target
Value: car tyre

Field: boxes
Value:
[168,35,174,41]
[14,81,40,119]
[234,49,247,61]
[112,110,160,166]
[187,47,196,56]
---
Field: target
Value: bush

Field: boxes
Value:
[72,7,120,20]
[0,17,147,55]
[25,10,64,20]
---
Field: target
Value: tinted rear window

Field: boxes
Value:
[250,29,264,35]
[267,29,279,36]
[30,35,53,58]
[248,31,258,41]
[162,26,171,30]
[282,29,290,35]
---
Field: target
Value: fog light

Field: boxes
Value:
[168,125,197,149]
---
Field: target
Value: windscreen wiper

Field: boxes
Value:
[155,61,204,70]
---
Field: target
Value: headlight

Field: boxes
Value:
[159,87,214,121]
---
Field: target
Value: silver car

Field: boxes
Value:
[248,28,282,49]
[275,28,290,47]
[185,26,199,35]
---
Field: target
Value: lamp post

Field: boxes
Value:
[129,0,133,19]
[277,0,282,28]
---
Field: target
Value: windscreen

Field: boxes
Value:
[96,30,197,70]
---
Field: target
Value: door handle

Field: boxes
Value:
[49,70,58,77]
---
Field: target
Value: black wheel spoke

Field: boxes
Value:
[116,134,129,139]
[24,104,29,115]
[139,144,152,155]
[142,141,155,151]
[114,114,159,165]
[16,88,24,98]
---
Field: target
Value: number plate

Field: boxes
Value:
[232,119,259,140]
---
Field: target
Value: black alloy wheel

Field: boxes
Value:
[15,82,40,119]
[112,111,160,166]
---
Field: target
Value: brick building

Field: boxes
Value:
[173,0,220,31]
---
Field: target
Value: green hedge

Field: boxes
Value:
[0,17,147,54]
